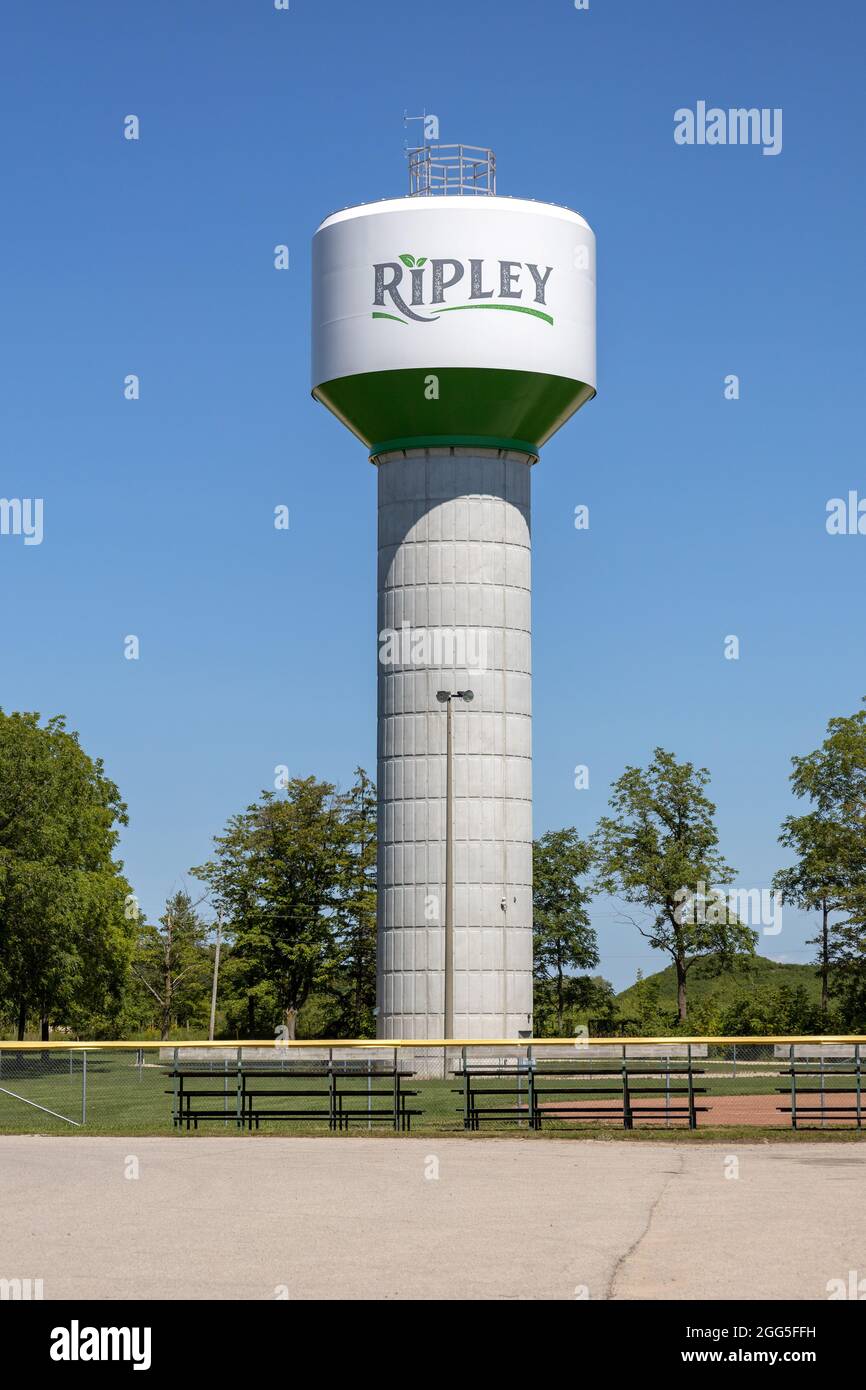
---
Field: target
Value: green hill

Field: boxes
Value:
[615,954,821,1015]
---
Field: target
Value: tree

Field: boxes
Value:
[773,701,866,1014]
[330,769,377,1037]
[212,946,279,1039]
[718,982,826,1036]
[629,969,665,1035]
[532,828,598,1035]
[191,778,346,1039]
[773,816,859,1015]
[131,891,211,1039]
[584,976,619,1035]
[0,711,133,1039]
[827,885,866,1030]
[593,748,756,1023]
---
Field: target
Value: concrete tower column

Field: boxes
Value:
[376,447,534,1040]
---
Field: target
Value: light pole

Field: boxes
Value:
[436,689,474,1040]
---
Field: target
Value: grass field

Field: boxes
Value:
[1,1050,864,1141]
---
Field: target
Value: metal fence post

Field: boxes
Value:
[621,1044,632,1130]
[665,1052,671,1124]
[819,1045,826,1128]
[172,1046,179,1129]
[81,1050,87,1127]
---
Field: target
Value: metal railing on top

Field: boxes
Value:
[407,144,496,197]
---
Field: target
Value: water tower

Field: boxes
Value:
[311,145,596,1040]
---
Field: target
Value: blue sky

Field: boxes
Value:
[1,0,863,990]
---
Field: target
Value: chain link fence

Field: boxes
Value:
[0,1040,863,1135]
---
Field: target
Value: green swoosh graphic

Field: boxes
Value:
[372,305,553,326]
[434,304,554,326]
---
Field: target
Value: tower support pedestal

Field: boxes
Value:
[376,448,534,1040]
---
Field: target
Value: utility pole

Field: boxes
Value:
[208,909,223,1042]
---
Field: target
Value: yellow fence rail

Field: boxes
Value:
[1,1035,865,1051]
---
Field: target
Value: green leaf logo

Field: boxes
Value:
[399,253,415,268]
[416,257,427,266]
